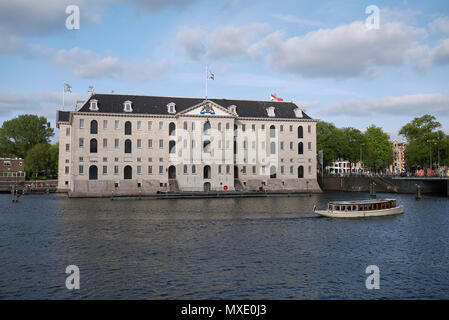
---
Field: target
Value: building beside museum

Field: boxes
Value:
[390,140,406,174]
[56,91,320,197]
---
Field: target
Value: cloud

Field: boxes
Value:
[319,93,449,117]
[271,13,322,27]
[429,16,449,34]
[176,27,207,60]
[177,23,271,61]
[0,90,84,124]
[260,21,427,78]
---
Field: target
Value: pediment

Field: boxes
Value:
[178,100,236,117]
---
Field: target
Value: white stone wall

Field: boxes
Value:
[58,108,320,196]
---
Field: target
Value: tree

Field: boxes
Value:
[341,127,365,174]
[49,143,59,175]
[399,114,448,168]
[363,125,393,171]
[0,115,54,159]
[316,121,349,166]
[25,143,51,178]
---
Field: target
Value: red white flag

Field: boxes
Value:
[270,93,283,101]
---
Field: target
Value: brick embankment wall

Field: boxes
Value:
[319,176,447,195]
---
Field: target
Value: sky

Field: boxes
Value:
[0,0,449,142]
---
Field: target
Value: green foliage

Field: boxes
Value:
[399,114,448,167]
[317,121,348,166]
[25,143,51,178]
[49,143,59,174]
[363,125,393,169]
[341,127,366,165]
[0,114,54,158]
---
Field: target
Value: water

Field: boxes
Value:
[0,192,448,299]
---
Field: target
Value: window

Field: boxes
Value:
[218,123,222,131]
[137,121,141,130]
[65,166,69,174]
[184,165,188,174]
[289,125,293,132]
[124,101,132,112]
[159,166,163,174]
[270,166,276,179]
[308,125,311,133]
[298,126,303,138]
[148,139,153,149]
[90,120,98,134]
[298,142,304,154]
[280,142,284,150]
[192,165,196,174]
[137,166,142,175]
[159,122,163,130]
[115,120,119,129]
[267,106,275,117]
[90,139,97,153]
[252,141,256,150]
[203,140,211,153]
[169,122,176,136]
[281,166,284,174]
[79,138,84,148]
[89,100,98,111]
[280,125,284,132]
[125,139,132,153]
[137,139,142,148]
[261,124,265,130]
[148,166,153,174]
[103,166,108,175]
[203,165,211,179]
[252,124,256,131]
[252,166,256,174]
[89,165,97,180]
[242,124,246,132]
[66,128,70,136]
[226,165,230,174]
[204,121,211,135]
[298,166,304,178]
[192,140,196,149]
[242,166,247,174]
[148,157,152,162]
[79,166,84,175]
[159,139,164,149]
[125,121,132,135]
[79,157,84,162]
[114,166,119,175]
[226,123,230,131]
[103,120,108,129]
[218,165,222,174]
[169,141,176,154]
[103,138,107,148]
[184,122,188,130]
[270,142,276,154]
[79,119,84,129]
[148,121,152,131]
[270,125,276,138]
[192,122,196,131]
[308,142,312,151]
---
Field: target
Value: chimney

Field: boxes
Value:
[88,86,94,98]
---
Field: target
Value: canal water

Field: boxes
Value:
[1,192,448,299]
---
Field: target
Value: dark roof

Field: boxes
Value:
[73,93,313,120]
[57,111,70,122]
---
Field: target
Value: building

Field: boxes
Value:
[325,159,363,175]
[56,92,321,197]
[390,140,406,174]
[0,158,25,187]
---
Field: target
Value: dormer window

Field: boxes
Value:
[294,107,303,118]
[228,105,237,114]
[267,106,275,117]
[123,100,133,112]
[167,102,176,114]
[89,99,98,111]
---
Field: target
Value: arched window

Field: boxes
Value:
[124,165,132,180]
[298,125,303,139]
[270,125,276,138]
[90,120,98,134]
[203,140,211,153]
[125,139,132,153]
[90,138,97,153]
[204,121,211,135]
[270,166,277,179]
[270,142,276,154]
[125,121,132,135]
[298,166,304,178]
[169,122,176,136]
[298,142,303,154]
[169,140,176,154]
[203,165,211,179]
[89,165,98,180]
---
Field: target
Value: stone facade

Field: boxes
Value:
[57,93,320,197]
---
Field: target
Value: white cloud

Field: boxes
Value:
[176,27,206,60]
[271,13,322,27]
[260,21,427,78]
[319,93,449,117]
[429,16,449,34]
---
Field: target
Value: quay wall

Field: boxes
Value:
[319,176,448,196]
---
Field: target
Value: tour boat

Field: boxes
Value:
[314,199,403,218]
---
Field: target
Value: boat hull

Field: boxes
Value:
[315,205,403,218]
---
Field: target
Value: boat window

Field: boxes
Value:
[364,205,368,210]
[335,206,340,211]
[359,205,363,211]
[353,205,357,211]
